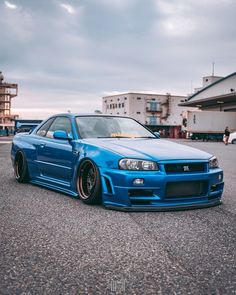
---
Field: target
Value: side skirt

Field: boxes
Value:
[29,179,79,198]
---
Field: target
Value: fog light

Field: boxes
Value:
[133,178,144,185]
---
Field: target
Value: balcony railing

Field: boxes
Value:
[146,106,161,112]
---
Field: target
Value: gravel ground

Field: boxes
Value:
[0,139,236,295]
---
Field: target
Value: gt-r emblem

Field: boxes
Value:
[183,165,190,171]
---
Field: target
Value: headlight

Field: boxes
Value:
[209,156,219,169]
[119,159,159,171]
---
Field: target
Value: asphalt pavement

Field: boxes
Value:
[0,139,236,295]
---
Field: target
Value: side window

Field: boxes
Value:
[36,118,55,137]
[46,117,72,139]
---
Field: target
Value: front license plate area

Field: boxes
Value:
[166,181,208,198]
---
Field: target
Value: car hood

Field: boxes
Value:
[83,138,212,161]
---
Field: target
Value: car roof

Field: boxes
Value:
[50,113,130,119]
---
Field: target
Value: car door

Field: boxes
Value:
[36,116,76,184]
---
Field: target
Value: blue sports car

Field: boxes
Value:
[11,113,224,211]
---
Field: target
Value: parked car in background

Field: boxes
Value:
[229,131,236,144]
[11,113,224,211]
[14,120,42,134]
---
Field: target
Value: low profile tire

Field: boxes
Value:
[77,159,102,205]
[14,151,29,183]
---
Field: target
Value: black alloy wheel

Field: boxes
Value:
[14,151,29,183]
[77,160,101,204]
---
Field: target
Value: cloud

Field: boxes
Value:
[5,0,17,9]
[94,0,136,9]
[154,0,236,38]
[157,17,196,37]
[60,3,75,14]
[154,0,196,37]
[1,0,236,119]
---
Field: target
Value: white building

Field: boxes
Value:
[102,92,194,138]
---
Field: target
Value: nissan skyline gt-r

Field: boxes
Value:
[11,113,224,211]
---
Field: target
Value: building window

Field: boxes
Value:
[137,112,141,114]
[119,103,121,108]
[150,101,157,111]
[151,98,155,101]
[122,103,124,107]
[104,100,107,103]
[137,97,141,100]
[124,112,126,114]
[124,97,127,100]
[118,98,120,101]
[148,116,157,125]
[147,101,161,112]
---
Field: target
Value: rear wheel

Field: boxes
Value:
[77,160,101,204]
[232,139,236,144]
[14,151,29,183]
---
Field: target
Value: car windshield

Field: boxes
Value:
[76,116,155,139]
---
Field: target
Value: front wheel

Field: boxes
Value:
[77,160,101,204]
[14,151,29,183]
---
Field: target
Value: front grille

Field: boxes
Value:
[166,181,207,198]
[165,163,205,174]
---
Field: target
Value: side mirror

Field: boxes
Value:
[154,131,160,139]
[53,130,72,140]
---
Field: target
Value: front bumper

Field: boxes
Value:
[100,164,224,211]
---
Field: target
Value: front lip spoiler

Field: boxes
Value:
[105,199,222,212]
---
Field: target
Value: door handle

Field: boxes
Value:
[39,143,46,148]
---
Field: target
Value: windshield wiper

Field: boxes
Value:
[112,136,131,138]
[96,136,112,138]
[134,136,156,139]
[97,136,131,138]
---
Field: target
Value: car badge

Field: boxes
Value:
[183,165,190,172]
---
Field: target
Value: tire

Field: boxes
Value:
[77,159,102,204]
[232,139,236,144]
[14,151,29,183]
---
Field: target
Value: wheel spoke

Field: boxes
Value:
[86,168,95,193]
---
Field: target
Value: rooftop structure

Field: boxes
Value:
[180,72,236,111]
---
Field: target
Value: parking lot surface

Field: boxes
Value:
[0,139,236,294]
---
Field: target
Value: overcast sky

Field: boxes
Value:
[1,0,236,119]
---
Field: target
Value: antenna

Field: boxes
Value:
[212,62,215,76]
